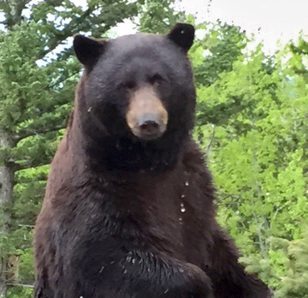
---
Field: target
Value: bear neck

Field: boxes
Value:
[87,134,189,173]
[79,128,189,173]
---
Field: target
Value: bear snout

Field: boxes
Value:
[126,87,168,141]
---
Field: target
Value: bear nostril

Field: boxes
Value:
[139,120,159,131]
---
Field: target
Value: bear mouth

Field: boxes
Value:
[130,119,167,141]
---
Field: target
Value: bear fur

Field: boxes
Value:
[34,23,271,298]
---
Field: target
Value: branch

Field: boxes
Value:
[13,124,66,143]
[2,0,31,28]
[17,224,35,228]
[37,7,93,60]
[4,160,24,172]
[7,282,34,288]
[206,124,216,155]
[8,160,46,172]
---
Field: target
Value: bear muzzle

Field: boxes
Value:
[126,87,168,141]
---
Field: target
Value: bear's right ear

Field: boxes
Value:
[73,35,106,68]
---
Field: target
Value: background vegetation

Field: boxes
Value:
[0,1,307,297]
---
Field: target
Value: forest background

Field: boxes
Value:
[0,0,307,297]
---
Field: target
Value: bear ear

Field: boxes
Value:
[167,23,195,52]
[73,35,106,68]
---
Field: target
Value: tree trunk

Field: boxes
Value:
[0,130,14,298]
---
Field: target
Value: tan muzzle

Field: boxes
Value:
[126,87,168,140]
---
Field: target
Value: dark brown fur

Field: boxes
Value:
[34,24,271,298]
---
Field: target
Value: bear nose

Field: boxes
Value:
[138,115,161,139]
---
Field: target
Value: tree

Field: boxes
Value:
[192,21,248,88]
[191,27,307,292]
[137,0,184,33]
[276,226,308,298]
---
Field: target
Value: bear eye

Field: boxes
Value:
[148,73,164,85]
[121,80,136,90]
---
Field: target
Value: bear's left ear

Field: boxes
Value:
[167,23,195,52]
[73,35,107,68]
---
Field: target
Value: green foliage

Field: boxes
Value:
[192,21,248,87]
[193,28,307,293]
[138,0,184,33]
[6,287,32,298]
[276,227,308,298]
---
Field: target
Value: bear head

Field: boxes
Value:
[73,23,196,172]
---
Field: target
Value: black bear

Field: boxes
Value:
[34,23,271,298]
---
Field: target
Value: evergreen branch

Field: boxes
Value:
[206,124,216,155]
[1,0,31,28]
[9,160,45,172]
[17,224,35,228]
[6,282,34,288]
[37,7,94,60]
[13,125,66,144]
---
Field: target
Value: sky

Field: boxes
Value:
[1,0,305,58]
[180,0,308,52]
[115,0,308,53]
[1,0,305,52]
